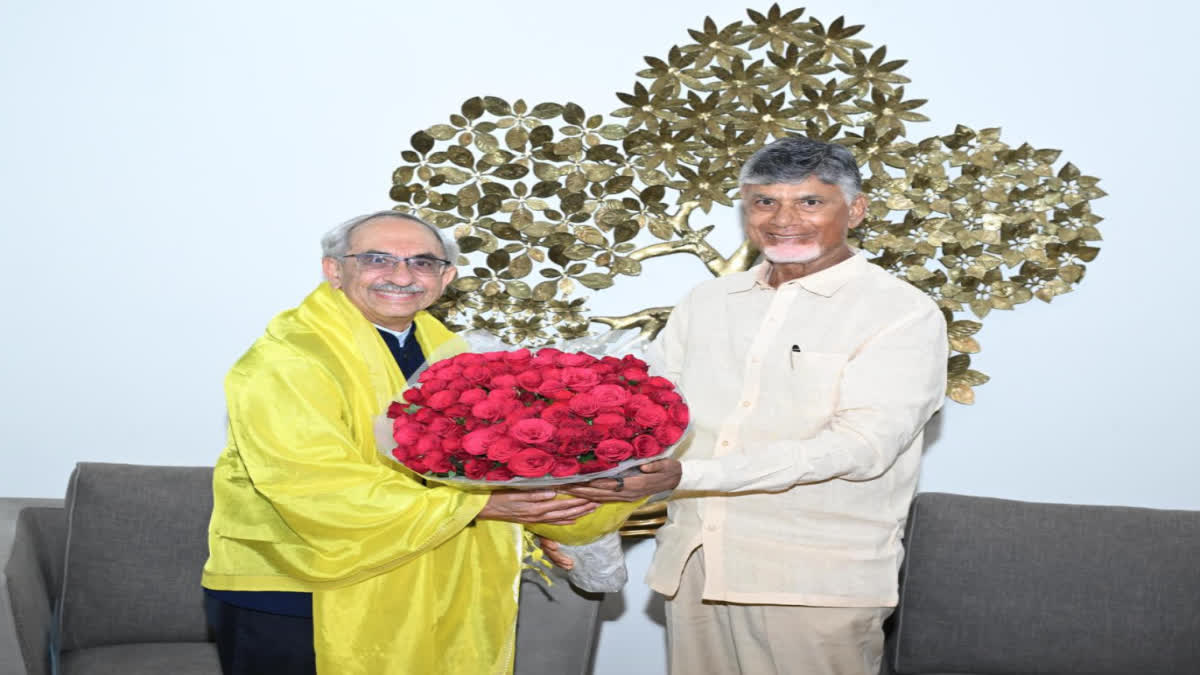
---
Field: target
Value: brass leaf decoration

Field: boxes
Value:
[389,4,1106,406]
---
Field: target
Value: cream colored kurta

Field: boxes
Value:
[646,254,948,607]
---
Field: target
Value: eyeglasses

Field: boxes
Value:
[341,253,452,276]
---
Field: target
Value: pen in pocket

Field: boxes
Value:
[790,344,801,368]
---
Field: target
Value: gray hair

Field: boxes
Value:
[320,210,460,262]
[739,136,862,205]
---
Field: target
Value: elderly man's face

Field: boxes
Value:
[321,217,456,331]
[741,176,866,278]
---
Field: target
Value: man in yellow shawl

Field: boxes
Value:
[202,211,623,674]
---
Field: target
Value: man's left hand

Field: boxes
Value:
[563,459,682,502]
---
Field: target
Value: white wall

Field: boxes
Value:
[3,2,1197,673]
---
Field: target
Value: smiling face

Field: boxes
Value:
[741,176,867,285]
[320,216,457,331]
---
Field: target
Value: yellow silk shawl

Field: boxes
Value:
[202,282,636,673]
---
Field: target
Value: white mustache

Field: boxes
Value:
[371,283,425,293]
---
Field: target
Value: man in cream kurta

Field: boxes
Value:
[569,137,948,675]
[201,212,606,675]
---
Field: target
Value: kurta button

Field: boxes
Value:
[741,401,751,407]
[721,440,730,447]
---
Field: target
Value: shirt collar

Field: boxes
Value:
[374,322,414,344]
[730,253,867,297]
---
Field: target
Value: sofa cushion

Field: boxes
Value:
[893,492,1200,674]
[58,463,214,651]
[61,642,219,674]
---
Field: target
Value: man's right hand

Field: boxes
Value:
[477,490,598,525]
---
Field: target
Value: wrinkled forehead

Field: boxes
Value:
[350,216,445,255]
[740,178,846,199]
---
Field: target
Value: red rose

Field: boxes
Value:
[583,425,608,443]
[555,422,587,443]
[421,378,448,395]
[461,365,491,384]
[560,367,601,392]
[440,434,463,452]
[510,418,555,445]
[507,448,556,477]
[401,388,424,405]
[649,389,683,406]
[485,466,514,481]
[592,412,626,428]
[645,376,674,389]
[426,390,458,410]
[463,458,491,480]
[471,399,506,422]
[550,458,581,477]
[414,408,437,424]
[557,352,597,367]
[609,423,637,440]
[428,417,458,435]
[633,404,669,427]
[486,437,520,462]
[536,378,566,397]
[554,439,590,457]
[487,387,518,401]
[387,401,407,418]
[443,404,470,418]
[506,406,539,423]
[654,424,684,445]
[626,393,654,410]
[404,455,429,474]
[489,374,519,390]
[424,451,453,474]
[515,370,543,390]
[541,403,574,426]
[392,422,422,448]
[503,348,532,363]
[595,439,634,462]
[416,435,441,455]
[462,427,502,456]
[669,403,689,426]
[391,446,410,462]
[568,392,600,417]
[621,367,649,384]
[457,388,488,406]
[632,435,662,458]
[590,384,630,408]
[455,353,486,367]
[579,459,617,474]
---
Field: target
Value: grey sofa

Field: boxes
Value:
[886,492,1200,674]
[0,463,602,675]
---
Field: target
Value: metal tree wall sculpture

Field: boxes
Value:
[388,4,1105,405]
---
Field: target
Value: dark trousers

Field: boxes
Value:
[205,595,317,675]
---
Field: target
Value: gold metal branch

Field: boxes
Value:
[590,306,675,341]
[631,201,761,278]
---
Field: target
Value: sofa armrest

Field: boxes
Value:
[2,501,65,675]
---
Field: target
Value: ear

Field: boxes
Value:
[440,264,458,287]
[848,193,868,228]
[322,256,343,288]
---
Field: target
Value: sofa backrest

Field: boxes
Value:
[892,492,1200,674]
[57,463,213,652]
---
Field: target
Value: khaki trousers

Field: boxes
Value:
[664,549,891,675]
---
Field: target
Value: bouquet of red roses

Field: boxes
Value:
[383,347,689,486]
